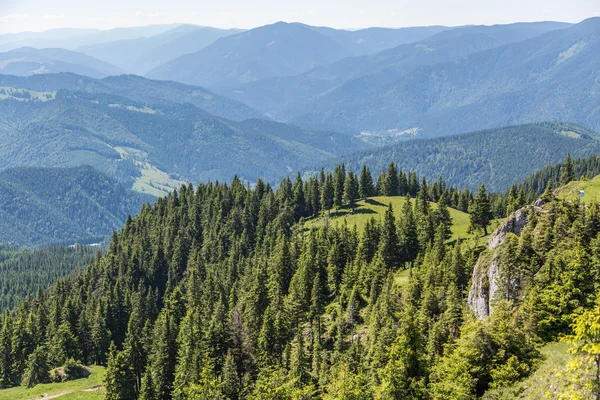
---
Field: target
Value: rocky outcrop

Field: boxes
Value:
[467,204,540,319]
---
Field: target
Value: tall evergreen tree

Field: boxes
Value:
[561,152,574,185]
[359,165,375,200]
[343,171,360,208]
[469,184,493,235]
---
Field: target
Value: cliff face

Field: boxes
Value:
[468,205,539,319]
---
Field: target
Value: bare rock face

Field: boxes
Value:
[467,204,539,319]
[487,207,531,250]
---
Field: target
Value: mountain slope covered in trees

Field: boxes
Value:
[0,160,597,399]
[0,74,364,189]
[317,122,600,192]
[223,21,570,119]
[279,18,600,137]
[0,73,263,121]
[0,166,151,246]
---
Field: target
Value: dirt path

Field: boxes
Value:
[30,385,102,399]
[31,391,74,400]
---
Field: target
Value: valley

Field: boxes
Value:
[0,9,599,400]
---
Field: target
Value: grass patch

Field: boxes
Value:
[0,365,105,400]
[556,174,600,204]
[305,196,502,245]
[482,342,594,399]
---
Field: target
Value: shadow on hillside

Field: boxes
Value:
[365,198,386,207]
[329,207,377,218]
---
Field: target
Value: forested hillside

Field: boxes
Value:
[0,73,263,121]
[0,161,598,399]
[225,22,569,120]
[0,245,96,312]
[318,122,600,192]
[0,166,151,246]
[0,74,365,189]
[282,17,600,137]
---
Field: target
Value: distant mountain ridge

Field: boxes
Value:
[0,73,366,191]
[0,73,263,121]
[146,22,454,89]
[282,18,600,137]
[77,26,244,75]
[221,21,572,125]
[0,47,124,78]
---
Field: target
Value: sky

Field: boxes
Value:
[1,0,599,34]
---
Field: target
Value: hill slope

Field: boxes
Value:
[147,22,354,88]
[77,25,243,75]
[0,166,597,398]
[285,18,600,136]
[0,166,151,246]
[318,122,600,192]
[0,72,263,121]
[0,75,366,188]
[224,21,570,118]
[0,47,124,78]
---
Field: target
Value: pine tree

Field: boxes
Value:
[359,165,375,200]
[378,205,400,269]
[469,184,493,235]
[561,152,574,185]
[334,164,346,208]
[320,175,334,213]
[105,342,136,400]
[435,191,452,240]
[21,345,49,388]
[506,184,518,215]
[385,163,400,196]
[343,171,359,208]
[293,172,306,220]
[0,316,12,388]
[541,179,555,203]
[398,200,419,266]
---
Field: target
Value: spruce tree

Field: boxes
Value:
[21,345,49,388]
[378,205,400,269]
[385,163,400,196]
[469,184,493,235]
[359,165,375,200]
[561,152,574,185]
[343,171,359,208]
[334,164,346,208]
[105,342,136,400]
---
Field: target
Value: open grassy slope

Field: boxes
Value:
[482,342,595,399]
[555,174,600,204]
[306,196,502,244]
[0,366,105,400]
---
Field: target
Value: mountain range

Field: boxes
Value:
[0,46,124,78]
[146,22,452,89]
[279,18,600,137]
[0,73,364,191]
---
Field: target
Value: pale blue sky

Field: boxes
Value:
[1,0,599,34]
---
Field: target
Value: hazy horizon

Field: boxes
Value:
[1,0,599,34]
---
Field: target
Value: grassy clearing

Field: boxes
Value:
[0,366,105,400]
[556,174,600,204]
[305,196,502,245]
[483,342,595,399]
[114,146,185,197]
[0,87,56,102]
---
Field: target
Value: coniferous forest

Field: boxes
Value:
[3,12,600,400]
[0,160,599,399]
